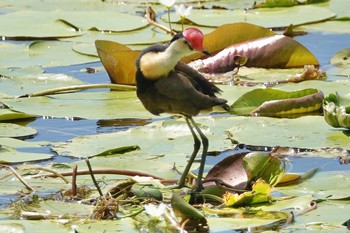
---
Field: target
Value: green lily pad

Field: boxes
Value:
[164,6,335,29]
[56,11,148,32]
[243,152,285,186]
[230,88,324,117]
[2,91,149,120]
[330,48,350,66]
[0,72,84,97]
[0,11,83,38]
[0,145,52,164]
[0,41,98,69]
[52,118,231,158]
[0,123,37,138]
[276,171,350,200]
[298,20,350,34]
[323,92,350,129]
[0,10,148,39]
[0,109,35,121]
[0,137,46,148]
[225,115,350,151]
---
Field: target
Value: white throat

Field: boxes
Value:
[139,40,193,80]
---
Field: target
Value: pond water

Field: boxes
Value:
[16,31,350,174]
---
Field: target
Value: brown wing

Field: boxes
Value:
[154,68,226,116]
[175,62,222,96]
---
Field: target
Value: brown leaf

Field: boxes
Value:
[95,40,139,85]
[204,152,248,190]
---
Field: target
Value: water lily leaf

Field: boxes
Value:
[226,115,350,151]
[0,123,37,138]
[0,220,71,233]
[223,179,273,207]
[0,11,83,38]
[330,48,350,66]
[2,91,149,120]
[0,109,35,121]
[52,119,230,158]
[207,217,288,232]
[298,20,350,35]
[95,40,139,85]
[243,152,285,186]
[204,152,248,190]
[36,200,93,216]
[230,88,324,117]
[165,6,335,29]
[323,92,350,129]
[188,35,319,71]
[276,171,350,200]
[0,41,98,69]
[65,28,171,46]
[0,145,52,164]
[56,11,148,32]
[0,72,84,97]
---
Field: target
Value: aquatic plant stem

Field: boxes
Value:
[17,83,136,98]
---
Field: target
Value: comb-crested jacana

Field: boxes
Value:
[135,28,227,192]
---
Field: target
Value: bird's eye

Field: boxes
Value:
[183,40,193,50]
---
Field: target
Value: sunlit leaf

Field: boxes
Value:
[2,91,149,120]
[0,145,52,164]
[0,11,83,38]
[330,48,350,66]
[243,152,285,186]
[0,123,37,138]
[225,115,350,150]
[223,179,273,207]
[230,88,324,117]
[164,6,335,29]
[0,72,84,97]
[0,109,35,121]
[95,40,139,84]
[204,152,248,190]
[56,11,148,32]
[0,41,98,69]
[188,35,319,71]
[184,22,276,63]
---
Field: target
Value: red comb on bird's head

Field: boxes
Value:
[182,28,206,52]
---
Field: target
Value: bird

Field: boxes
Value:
[135,28,227,192]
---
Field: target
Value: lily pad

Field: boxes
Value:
[56,11,148,32]
[0,109,35,121]
[0,72,84,97]
[0,11,83,38]
[330,48,350,66]
[2,91,149,120]
[0,145,52,164]
[276,171,350,200]
[188,35,319,71]
[230,88,324,117]
[0,123,37,138]
[225,115,350,151]
[0,41,98,69]
[164,6,335,29]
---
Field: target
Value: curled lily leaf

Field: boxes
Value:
[230,88,324,117]
[323,93,350,129]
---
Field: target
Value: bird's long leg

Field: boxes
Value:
[188,116,208,192]
[177,116,201,188]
